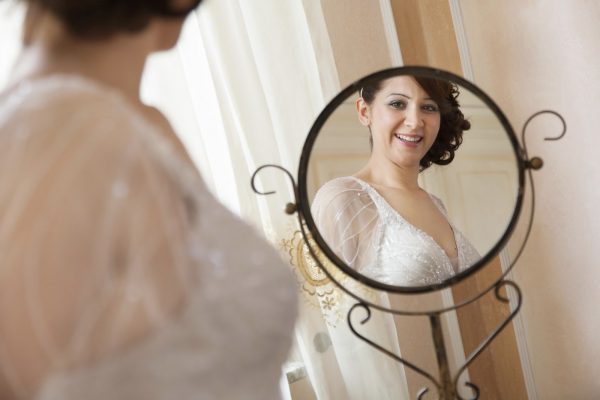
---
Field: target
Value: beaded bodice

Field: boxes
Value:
[311,176,480,286]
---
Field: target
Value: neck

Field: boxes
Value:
[357,156,421,191]
[9,11,156,106]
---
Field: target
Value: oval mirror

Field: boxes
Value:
[298,67,524,293]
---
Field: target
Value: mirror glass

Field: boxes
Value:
[303,69,521,290]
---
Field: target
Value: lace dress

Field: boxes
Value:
[0,75,297,399]
[311,176,480,286]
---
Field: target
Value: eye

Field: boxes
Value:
[389,100,407,110]
[422,103,439,113]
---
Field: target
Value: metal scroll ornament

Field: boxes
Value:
[251,67,566,399]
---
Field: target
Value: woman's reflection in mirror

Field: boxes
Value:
[312,75,481,286]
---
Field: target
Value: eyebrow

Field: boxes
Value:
[387,92,435,101]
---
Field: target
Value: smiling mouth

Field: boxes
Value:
[394,134,423,144]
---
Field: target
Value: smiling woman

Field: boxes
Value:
[359,75,470,170]
[357,76,443,170]
[311,74,479,286]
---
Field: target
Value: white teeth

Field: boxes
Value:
[395,134,422,143]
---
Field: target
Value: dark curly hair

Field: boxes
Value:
[23,0,203,39]
[360,75,471,170]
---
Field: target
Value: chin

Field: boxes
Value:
[387,152,423,169]
[390,158,421,171]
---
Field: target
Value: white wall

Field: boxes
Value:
[458,1,600,398]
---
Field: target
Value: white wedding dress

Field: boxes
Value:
[0,75,297,399]
[305,178,480,399]
[312,176,480,286]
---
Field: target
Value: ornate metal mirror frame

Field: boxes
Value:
[252,66,566,399]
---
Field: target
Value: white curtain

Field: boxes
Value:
[142,1,338,228]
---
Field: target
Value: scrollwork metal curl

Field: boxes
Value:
[250,164,299,199]
[456,382,480,400]
[521,110,566,150]
[347,302,441,398]
[453,280,522,400]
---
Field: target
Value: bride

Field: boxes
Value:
[0,1,297,399]
[312,74,480,286]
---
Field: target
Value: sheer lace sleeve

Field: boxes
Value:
[310,177,379,273]
[0,84,194,397]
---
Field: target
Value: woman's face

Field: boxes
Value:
[357,76,441,170]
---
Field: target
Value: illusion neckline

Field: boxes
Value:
[348,176,460,271]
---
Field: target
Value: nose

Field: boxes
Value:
[403,105,424,129]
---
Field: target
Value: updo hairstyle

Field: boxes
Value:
[360,75,471,170]
[23,0,202,39]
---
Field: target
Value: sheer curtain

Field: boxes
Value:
[141,1,338,228]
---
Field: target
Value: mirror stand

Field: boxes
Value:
[252,110,565,399]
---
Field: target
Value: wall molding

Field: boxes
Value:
[378,0,403,66]
[448,0,474,80]
[500,249,539,400]
[441,289,471,392]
